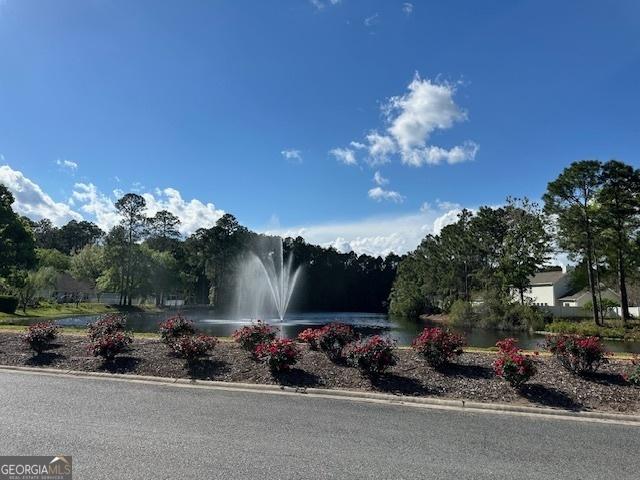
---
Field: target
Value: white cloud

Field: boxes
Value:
[329,147,357,166]
[71,183,120,230]
[402,2,414,15]
[364,131,396,166]
[56,159,78,172]
[141,188,225,235]
[281,149,303,163]
[71,183,225,235]
[310,0,340,10]
[0,165,82,225]
[364,13,380,27]
[333,74,477,172]
[373,170,389,186]
[266,201,467,256]
[368,187,405,203]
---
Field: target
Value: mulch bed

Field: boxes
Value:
[0,333,637,414]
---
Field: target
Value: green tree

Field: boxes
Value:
[115,193,147,305]
[597,160,640,322]
[501,198,552,304]
[8,267,57,313]
[146,210,181,251]
[36,248,71,271]
[70,244,105,300]
[0,185,36,276]
[543,161,604,325]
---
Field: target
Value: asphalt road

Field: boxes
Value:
[0,371,638,480]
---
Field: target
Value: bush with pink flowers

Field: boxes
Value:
[493,338,536,388]
[297,328,321,350]
[344,336,397,376]
[411,327,465,367]
[255,339,301,372]
[87,331,133,362]
[87,314,127,341]
[22,322,59,353]
[317,323,358,360]
[544,334,607,374]
[171,334,218,362]
[232,321,278,354]
[159,315,196,345]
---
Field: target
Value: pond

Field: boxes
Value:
[53,309,640,354]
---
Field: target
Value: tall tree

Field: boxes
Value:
[115,193,147,305]
[146,210,181,251]
[543,160,603,324]
[0,185,36,276]
[597,160,640,322]
[501,198,552,304]
[70,244,105,301]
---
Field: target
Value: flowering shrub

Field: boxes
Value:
[544,334,607,374]
[411,327,465,367]
[87,314,126,341]
[255,339,301,372]
[171,334,218,362]
[344,336,397,376]
[232,320,277,354]
[297,328,321,350]
[317,323,358,360]
[159,315,196,345]
[22,322,59,353]
[623,356,640,386]
[493,338,536,388]
[87,332,133,361]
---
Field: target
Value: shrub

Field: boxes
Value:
[87,332,133,361]
[255,339,301,372]
[297,328,321,350]
[344,336,397,376]
[171,334,218,362]
[493,338,536,388]
[159,315,196,345]
[544,334,607,375]
[0,295,18,314]
[232,320,277,354]
[448,299,477,327]
[87,314,126,341]
[22,322,59,353]
[411,327,465,367]
[624,356,640,386]
[317,323,358,360]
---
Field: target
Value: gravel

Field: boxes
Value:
[1,332,637,414]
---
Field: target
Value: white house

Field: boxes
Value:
[558,287,620,308]
[519,270,572,307]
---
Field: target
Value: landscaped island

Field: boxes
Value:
[2,314,638,415]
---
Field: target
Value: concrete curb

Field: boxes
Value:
[1,364,639,426]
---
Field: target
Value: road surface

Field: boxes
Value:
[0,371,638,479]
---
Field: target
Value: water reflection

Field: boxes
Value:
[52,309,640,353]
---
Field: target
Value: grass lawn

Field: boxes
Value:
[543,318,640,341]
[0,303,160,323]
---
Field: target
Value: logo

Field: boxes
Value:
[0,456,72,480]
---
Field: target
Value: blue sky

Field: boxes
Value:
[1,0,639,255]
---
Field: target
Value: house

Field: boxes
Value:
[518,270,572,307]
[558,287,620,308]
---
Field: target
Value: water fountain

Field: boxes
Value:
[235,238,302,321]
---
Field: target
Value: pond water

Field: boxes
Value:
[54,310,640,354]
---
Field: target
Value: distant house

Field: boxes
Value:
[558,287,620,308]
[519,270,572,307]
[51,272,95,302]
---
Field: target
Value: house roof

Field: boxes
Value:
[558,287,620,302]
[529,270,566,286]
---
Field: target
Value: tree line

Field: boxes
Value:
[0,189,398,313]
[390,159,640,327]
